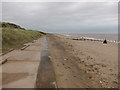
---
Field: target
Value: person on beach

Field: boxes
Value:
[103,39,107,44]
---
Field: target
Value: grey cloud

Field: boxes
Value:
[2,2,118,33]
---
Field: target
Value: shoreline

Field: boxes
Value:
[62,33,119,44]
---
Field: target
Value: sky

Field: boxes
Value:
[2,1,118,33]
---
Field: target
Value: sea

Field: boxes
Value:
[63,33,119,43]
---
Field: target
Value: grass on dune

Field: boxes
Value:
[2,27,44,52]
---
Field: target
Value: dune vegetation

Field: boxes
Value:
[1,22,45,52]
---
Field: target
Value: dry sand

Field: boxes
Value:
[47,34,118,88]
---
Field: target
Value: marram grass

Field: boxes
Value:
[1,23,45,53]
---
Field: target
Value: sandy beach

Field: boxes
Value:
[2,34,118,88]
[47,34,118,88]
[2,1,118,89]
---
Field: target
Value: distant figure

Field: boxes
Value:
[103,39,107,44]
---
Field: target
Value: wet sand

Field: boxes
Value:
[47,34,118,88]
[35,37,57,88]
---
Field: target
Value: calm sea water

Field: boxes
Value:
[64,34,118,43]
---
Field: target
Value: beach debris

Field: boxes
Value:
[109,68,112,72]
[20,45,30,50]
[52,82,57,88]
[100,81,102,84]
[101,64,107,67]
[113,80,118,84]
[73,76,76,77]
[107,86,115,88]
[68,44,73,47]
[90,64,93,67]
[103,39,107,44]
[97,72,101,75]
[87,56,93,60]
[99,81,103,87]
[0,48,14,56]
[111,86,115,88]
[88,76,92,79]
[81,59,85,62]
[85,70,88,73]
[0,58,8,65]
[94,67,98,70]
[64,59,67,61]
[48,56,52,59]
[67,66,71,69]
[87,69,91,72]
[105,81,109,85]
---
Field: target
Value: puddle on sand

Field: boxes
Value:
[36,36,57,88]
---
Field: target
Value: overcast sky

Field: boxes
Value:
[2,2,118,33]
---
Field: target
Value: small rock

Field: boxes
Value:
[85,71,88,73]
[94,68,98,70]
[101,64,106,67]
[68,67,71,69]
[109,68,112,72]
[73,76,76,77]
[48,56,52,58]
[90,65,93,67]
[100,81,102,84]
[88,69,91,71]
[99,81,103,87]
[64,59,67,61]
[97,72,101,75]
[90,57,93,59]
[88,76,92,79]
